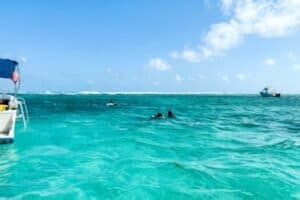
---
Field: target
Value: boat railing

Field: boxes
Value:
[17,97,29,128]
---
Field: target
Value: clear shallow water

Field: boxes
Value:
[0,94,300,199]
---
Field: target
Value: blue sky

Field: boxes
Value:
[1,0,300,93]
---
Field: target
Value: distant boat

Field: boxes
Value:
[260,87,281,97]
[106,100,117,107]
[0,59,29,144]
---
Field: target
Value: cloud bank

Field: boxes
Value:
[173,0,300,62]
[147,58,170,71]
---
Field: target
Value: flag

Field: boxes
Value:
[12,70,20,83]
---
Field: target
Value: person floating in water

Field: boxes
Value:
[167,110,175,118]
[106,99,117,107]
[151,110,175,119]
[151,112,164,119]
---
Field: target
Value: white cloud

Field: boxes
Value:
[175,74,183,82]
[208,0,300,56]
[170,49,200,63]
[221,0,235,13]
[148,58,170,71]
[292,64,300,71]
[182,50,200,62]
[236,73,246,81]
[201,48,213,58]
[172,0,300,62]
[264,58,276,66]
[204,20,242,54]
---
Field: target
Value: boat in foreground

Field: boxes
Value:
[260,87,281,97]
[0,59,29,144]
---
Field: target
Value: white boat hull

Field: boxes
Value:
[0,110,17,144]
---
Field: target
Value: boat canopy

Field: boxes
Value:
[0,59,19,83]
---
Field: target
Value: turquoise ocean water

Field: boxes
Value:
[0,94,299,199]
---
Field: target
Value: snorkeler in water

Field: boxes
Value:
[151,112,164,119]
[167,110,175,118]
[106,99,117,107]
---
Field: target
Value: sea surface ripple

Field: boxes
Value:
[0,94,299,199]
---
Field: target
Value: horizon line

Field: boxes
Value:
[16,91,300,95]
